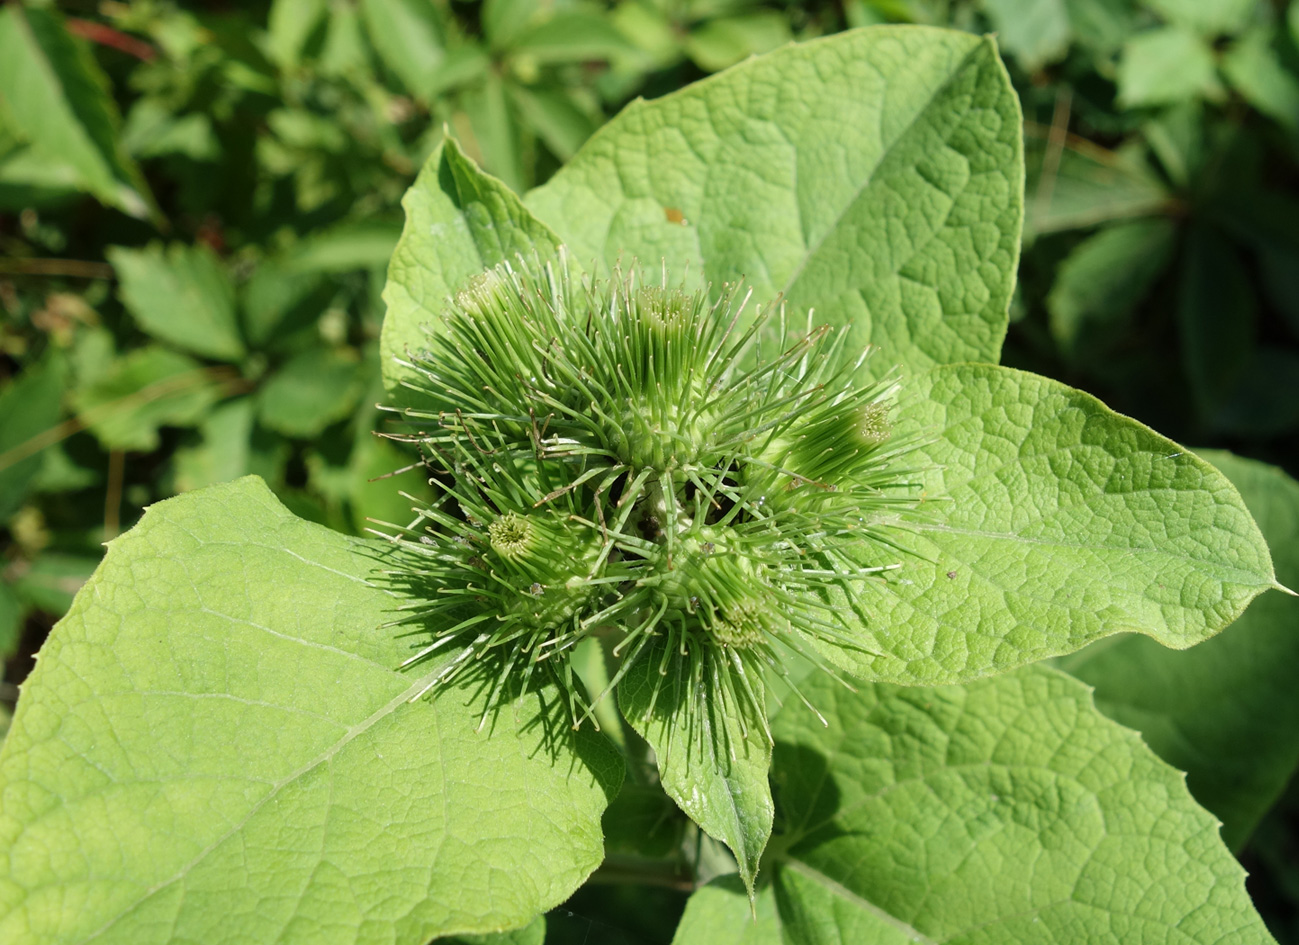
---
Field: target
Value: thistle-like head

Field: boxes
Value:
[384,257,920,734]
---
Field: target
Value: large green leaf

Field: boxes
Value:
[379,138,562,399]
[619,641,773,895]
[108,243,245,362]
[525,26,1023,377]
[0,6,151,217]
[1061,451,1299,850]
[761,666,1275,945]
[819,363,1277,684]
[0,477,621,944]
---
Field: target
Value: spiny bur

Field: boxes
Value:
[378,256,922,737]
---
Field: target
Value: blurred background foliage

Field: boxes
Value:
[1,0,1297,942]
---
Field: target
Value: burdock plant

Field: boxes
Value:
[0,26,1290,945]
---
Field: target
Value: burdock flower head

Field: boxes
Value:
[382,256,922,738]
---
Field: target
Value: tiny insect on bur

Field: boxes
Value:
[375,254,924,738]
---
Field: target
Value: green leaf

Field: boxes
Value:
[508,84,598,162]
[120,100,220,161]
[108,243,245,362]
[428,44,493,98]
[765,666,1276,944]
[359,0,446,100]
[1117,27,1224,108]
[72,346,221,452]
[608,1,678,66]
[601,782,686,860]
[1065,0,1137,55]
[318,1,369,76]
[819,363,1276,684]
[379,138,562,399]
[506,10,638,65]
[1047,218,1177,357]
[267,106,349,152]
[465,73,526,194]
[0,477,621,944]
[1144,0,1253,37]
[0,6,152,218]
[257,348,364,438]
[684,13,793,73]
[1142,100,1207,189]
[526,26,1023,378]
[281,220,403,274]
[0,353,65,522]
[481,0,541,49]
[32,441,97,494]
[1062,450,1299,850]
[1024,138,1171,238]
[240,258,331,350]
[619,640,773,895]
[172,396,257,492]
[346,433,426,534]
[981,0,1071,72]
[1220,27,1299,132]
[672,876,782,945]
[265,0,329,69]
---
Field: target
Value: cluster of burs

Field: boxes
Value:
[385,258,915,727]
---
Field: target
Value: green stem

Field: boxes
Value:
[588,854,698,892]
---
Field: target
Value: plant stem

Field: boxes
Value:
[587,855,697,892]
